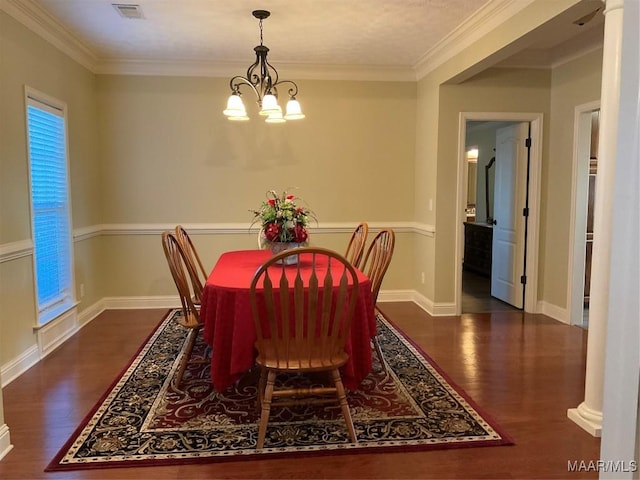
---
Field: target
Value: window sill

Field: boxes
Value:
[34,299,79,330]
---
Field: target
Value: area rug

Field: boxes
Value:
[47,309,513,471]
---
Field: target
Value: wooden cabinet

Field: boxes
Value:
[463,222,493,277]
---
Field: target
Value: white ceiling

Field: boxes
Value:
[5,0,605,80]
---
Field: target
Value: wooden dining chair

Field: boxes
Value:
[344,222,368,269]
[175,225,207,303]
[360,228,396,372]
[161,231,207,390]
[249,247,359,449]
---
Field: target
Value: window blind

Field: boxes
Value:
[27,98,73,319]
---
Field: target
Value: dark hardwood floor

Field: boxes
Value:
[0,303,600,479]
[462,269,520,313]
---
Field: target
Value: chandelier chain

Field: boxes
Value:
[259,18,264,46]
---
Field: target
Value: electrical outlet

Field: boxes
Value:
[421,272,425,284]
[80,283,85,298]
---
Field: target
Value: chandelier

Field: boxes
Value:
[223,10,305,123]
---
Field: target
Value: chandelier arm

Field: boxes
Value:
[246,58,262,90]
[249,68,272,98]
[264,60,279,88]
[229,75,261,100]
[273,79,299,98]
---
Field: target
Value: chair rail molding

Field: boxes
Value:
[0,239,33,263]
[72,222,435,238]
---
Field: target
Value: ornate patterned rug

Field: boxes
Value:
[47,309,512,471]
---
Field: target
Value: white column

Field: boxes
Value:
[599,0,640,476]
[567,0,624,437]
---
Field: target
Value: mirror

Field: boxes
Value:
[466,147,478,221]
[485,155,495,224]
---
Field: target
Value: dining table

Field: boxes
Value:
[200,249,377,392]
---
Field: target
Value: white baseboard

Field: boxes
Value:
[380,290,456,317]
[410,291,434,315]
[0,424,13,462]
[78,299,106,327]
[2,296,179,384]
[377,290,415,303]
[0,344,39,388]
[103,295,179,310]
[3,292,442,388]
[537,300,570,324]
[431,303,457,316]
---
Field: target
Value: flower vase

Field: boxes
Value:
[268,241,305,265]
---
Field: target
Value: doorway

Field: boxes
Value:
[456,113,543,315]
[568,101,600,328]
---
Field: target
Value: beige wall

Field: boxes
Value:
[96,76,416,224]
[0,11,417,368]
[0,12,100,366]
[436,68,552,303]
[0,0,602,376]
[95,75,417,298]
[412,0,587,307]
[544,48,603,308]
[417,51,603,309]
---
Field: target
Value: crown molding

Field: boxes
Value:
[0,0,413,82]
[95,59,417,82]
[2,0,541,82]
[414,0,536,80]
[1,0,98,72]
[550,34,603,69]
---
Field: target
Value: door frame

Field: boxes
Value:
[568,100,600,326]
[455,112,543,315]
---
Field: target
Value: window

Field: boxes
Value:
[26,90,74,325]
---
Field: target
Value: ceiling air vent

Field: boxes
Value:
[112,4,144,19]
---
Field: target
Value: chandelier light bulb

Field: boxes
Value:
[223,94,247,117]
[260,94,279,116]
[265,106,285,123]
[284,98,305,120]
[228,114,250,122]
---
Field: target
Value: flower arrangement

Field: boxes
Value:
[250,190,315,244]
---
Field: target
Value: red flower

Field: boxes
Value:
[268,199,276,206]
[286,195,295,200]
[293,225,308,243]
[264,222,281,241]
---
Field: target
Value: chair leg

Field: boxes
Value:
[173,328,198,389]
[331,369,357,443]
[372,336,388,373]
[257,366,267,413]
[257,370,276,449]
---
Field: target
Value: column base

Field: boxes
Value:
[568,402,602,437]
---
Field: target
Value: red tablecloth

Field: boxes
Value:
[200,249,376,392]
